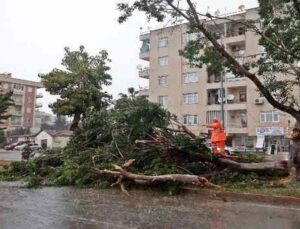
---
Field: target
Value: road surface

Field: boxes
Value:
[0,149,22,161]
[0,185,299,229]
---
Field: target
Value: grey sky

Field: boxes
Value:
[0,0,258,113]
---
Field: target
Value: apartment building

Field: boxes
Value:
[0,73,43,131]
[138,7,298,153]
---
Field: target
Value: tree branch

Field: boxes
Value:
[183,0,300,119]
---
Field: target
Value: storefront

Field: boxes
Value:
[256,127,290,155]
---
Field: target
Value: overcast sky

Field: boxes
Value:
[0,0,258,113]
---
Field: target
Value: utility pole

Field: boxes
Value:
[220,24,226,129]
[220,72,225,128]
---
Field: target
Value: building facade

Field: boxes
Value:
[35,130,73,149]
[138,8,298,153]
[0,73,43,131]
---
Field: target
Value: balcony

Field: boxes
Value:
[139,38,150,61]
[10,122,22,127]
[226,102,247,110]
[13,111,23,116]
[226,126,248,134]
[139,51,150,61]
[226,109,247,134]
[138,87,149,97]
[36,93,43,98]
[13,99,23,105]
[138,67,150,79]
[35,103,43,108]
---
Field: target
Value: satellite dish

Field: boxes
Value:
[218,97,226,103]
[227,94,235,101]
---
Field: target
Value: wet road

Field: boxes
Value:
[0,185,299,229]
[0,150,21,161]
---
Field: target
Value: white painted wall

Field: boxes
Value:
[52,136,70,148]
[35,131,53,148]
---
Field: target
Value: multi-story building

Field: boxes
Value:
[0,73,43,131]
[138,7,298,153]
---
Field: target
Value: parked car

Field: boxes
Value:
[4,141,29,150]
[28,143,41,151]
[205,143,236,156]
[14,143,29,151]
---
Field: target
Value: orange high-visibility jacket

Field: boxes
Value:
[207,120,226,142]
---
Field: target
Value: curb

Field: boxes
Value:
[183,187,300,206]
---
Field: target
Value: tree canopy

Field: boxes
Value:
[39,46,112,130]
[0,89,14,130]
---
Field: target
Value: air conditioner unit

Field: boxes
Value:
[255,98,264,105]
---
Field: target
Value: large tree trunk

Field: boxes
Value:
[70,112,81,131]
[289,119,300,181]
[217,158,286,172]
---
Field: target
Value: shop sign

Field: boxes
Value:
[256,127,284,136]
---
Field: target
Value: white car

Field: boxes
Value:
[14,143,29,151]
[206,143,236,156]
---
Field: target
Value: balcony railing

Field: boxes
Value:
[138,67,150,79]
[36,93,43,98]
[138,87,149,97]
[35,103,43,108]
[227,122,248,128]
[13,111,23,116]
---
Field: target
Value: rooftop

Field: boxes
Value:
[0,73,43,88]
[44,130,74,137]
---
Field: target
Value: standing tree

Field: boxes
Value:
[39,46,112,130]
[0,90,14,130]
[117,0,300,179]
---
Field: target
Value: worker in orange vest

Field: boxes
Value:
[203,118,226,157]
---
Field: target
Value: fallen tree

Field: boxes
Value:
[0,92,290,191]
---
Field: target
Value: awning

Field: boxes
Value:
[256,135,265,149]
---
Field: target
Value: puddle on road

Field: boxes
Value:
[0,185,299,229]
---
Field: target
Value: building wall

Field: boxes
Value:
[0,74,43,131]
[52,136,70,148]
[35,131,53,148]
[23,85,36,128]
[139,8,298,149]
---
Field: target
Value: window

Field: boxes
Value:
[183,32,201,43]
[26,108,31,113]
[260,111,280,123]
[183,115,198,125]
[158,37,168,48]
[206,111,222,124]
[158,56,168,66]
[183,93,198,104]
[10,116,21,126]
[13,83,24,90]
[273,111,279,122]
[158,96,168,108]
[27,86,32,92]
[158,76,168,86]
[239,90,247,102]
[183,72,198,84]
[28,97,32,103]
